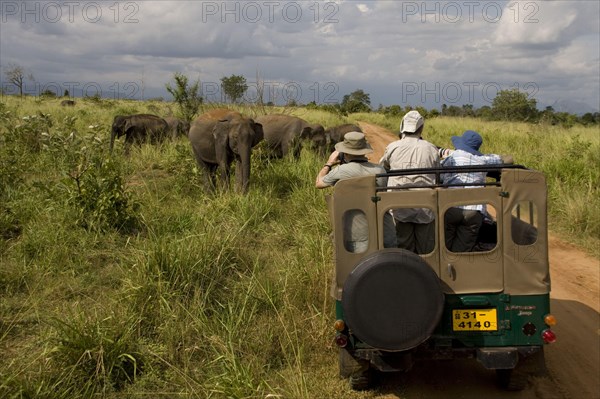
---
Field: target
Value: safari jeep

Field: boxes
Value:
[327,165,557,391]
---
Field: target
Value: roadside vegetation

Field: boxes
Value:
[0,95,598,398]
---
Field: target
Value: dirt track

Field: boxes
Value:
[356,121,600,399]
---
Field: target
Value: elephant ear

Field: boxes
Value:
[251,122,264,147]
[300,126,312,140]
[123,118,136,137]
[213,120,232,158]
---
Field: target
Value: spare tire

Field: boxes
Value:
[342,249,444,351]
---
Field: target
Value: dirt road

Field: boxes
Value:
[356,121,600,399]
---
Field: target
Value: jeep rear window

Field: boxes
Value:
[388,207,436,255]
[443,203,498,253]
[511,201,538,246]
[343,209,368,253]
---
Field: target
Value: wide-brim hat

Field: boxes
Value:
[335,131,373,155]
[451,130,483,156]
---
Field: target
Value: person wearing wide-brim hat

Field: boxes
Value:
[316,131,397,250]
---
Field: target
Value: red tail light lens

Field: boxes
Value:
[335,334,348,347]
[541,329,557,344]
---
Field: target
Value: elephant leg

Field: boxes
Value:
[217,163,231,192]
[191,146,217,193]
[124,134,135,155]
[206,165,218,192]
[199,161,217,193]
[280,141,291,159]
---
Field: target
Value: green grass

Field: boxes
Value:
[0,96,598,398]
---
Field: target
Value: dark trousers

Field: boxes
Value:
[444,208,483,252]
[396,220,435,255]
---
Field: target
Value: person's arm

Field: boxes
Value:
[379,148,390,170]
[315,150,341,189]
[472,153,503,165]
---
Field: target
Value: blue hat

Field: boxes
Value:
[451,130,483,156]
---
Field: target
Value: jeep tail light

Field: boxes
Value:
[334,319,346,332]
[335,334,348,347]
[544,314,557,326]
[541,329,557,344]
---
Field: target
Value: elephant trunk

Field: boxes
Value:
[110,128,117,152]
[237,146,252,194]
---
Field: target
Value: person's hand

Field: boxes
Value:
[327,150,341,166]
[438,148,454,159]
[501,154,514,164]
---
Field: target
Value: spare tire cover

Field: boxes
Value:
[342,249,444,351]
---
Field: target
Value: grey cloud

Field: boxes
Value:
[0,0,597,111]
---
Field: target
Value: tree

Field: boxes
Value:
[341,89,371,113]
[461,104,475,117]
[580,112,600,125]
[3,63,34,97]
[40,89,56,98]
[491,89,538,122]
[220,75,248,103]
[381,104,404,116]
[165,73,203,123]
[476,105,492,119]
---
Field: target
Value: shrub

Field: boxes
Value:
[63,156,140,233]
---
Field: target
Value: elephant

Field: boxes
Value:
[164,116,191,139]
[188,108,264,193]
[254,114,326,158]
[324,123,362,153]
[60,99,76,106]
[110,114,169,153]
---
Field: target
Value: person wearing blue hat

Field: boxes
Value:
[441,130,508,252]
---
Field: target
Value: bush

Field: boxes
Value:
[63,156,141,233]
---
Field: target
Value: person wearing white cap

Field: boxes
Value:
[379,110,440,254]
[316,131,397,252]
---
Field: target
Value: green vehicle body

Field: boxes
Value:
[327,165,554,390]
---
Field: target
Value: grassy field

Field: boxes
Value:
[0,96,598,398]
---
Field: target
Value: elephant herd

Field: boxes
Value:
[110,109,362,193]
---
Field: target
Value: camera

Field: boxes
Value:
[338,152,346,164]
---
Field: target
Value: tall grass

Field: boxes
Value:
[0,96,597,399]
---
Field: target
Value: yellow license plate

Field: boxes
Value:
[452,309,498,331]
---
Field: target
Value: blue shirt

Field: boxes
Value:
[441,149,502,213]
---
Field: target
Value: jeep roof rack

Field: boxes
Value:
[376,164,528,191]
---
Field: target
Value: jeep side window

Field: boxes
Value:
[389,207,436,254]
[444,203,498,252]
[343,209,369,253]
[511,201,538,246]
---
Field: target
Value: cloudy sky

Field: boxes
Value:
[1,0,599,112]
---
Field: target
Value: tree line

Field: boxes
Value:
[308,88,599,128]
[2,63,598,128]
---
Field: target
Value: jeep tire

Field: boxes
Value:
[342,249,444,351]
